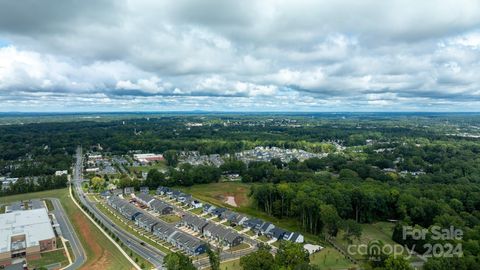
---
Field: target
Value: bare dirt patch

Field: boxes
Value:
[225,196,237,207]
[72,212,112,270]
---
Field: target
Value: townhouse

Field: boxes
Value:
[150,200,174,215]
[108,196,208,256]
[134,193,156,207]
[179,214,208,233]
[167,231,207,256]
[203,223,243,248]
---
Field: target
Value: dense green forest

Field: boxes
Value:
[1,113,480,269]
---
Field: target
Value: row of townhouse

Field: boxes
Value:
[155,186,304,244]
[134,193,174,215]
[243,218,304,243]
[178,214,244,248]
[156,187,203,208]
[106,196,207,256]
[103,187,135,197]
[204,205,304,243]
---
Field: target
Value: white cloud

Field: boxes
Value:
[2,0,480,111]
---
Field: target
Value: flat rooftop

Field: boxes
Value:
[0,208,55,253]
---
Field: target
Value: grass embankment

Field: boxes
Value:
[0,188,135,270]
[28,249,69,269]
[44,199,54,211]
[219,258,242,270]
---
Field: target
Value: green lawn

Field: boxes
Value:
[244,230,256,237]
[189,207,203,214]
[0,188,135,270]
[28,249,69,269]
[310,247,357,269]
[160,214,182,223]
[258,235,270,242]
[271,240,282,248]
[220,258,242,270]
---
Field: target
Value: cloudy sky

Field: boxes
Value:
[1,0,480,112]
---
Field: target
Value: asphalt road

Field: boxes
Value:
[73,147,165,269]
[50,197,86,270]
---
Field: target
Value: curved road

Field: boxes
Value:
[73,147,165,269]
[50,197,87,270]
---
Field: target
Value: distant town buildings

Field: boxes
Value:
[178,146,327,167]
[133,153,164,164]
[54,170,68,176]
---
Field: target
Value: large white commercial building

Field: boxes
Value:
[0,208,56,267]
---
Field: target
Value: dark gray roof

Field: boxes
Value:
[150,199,173,212]
[233,214,247,223]
[224,231,243,243]
[120,203,142,218]
[135,193,155,204]
[260,222,274,231]
[268,227,288,239]
[170,231,205,250]
[153,220,176,237]
[108,196,129,208]
[204,223,243,244]
[137,213,158,227]
[212,208,226,216]
[290,232,302,242]
[181,214,208,229]
[244,218,263,228]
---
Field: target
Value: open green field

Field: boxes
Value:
[310,247,357,269]
[29,249,69,269]
[177,182,253,208]
[0,188,135,270]
[219,258,242,270]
